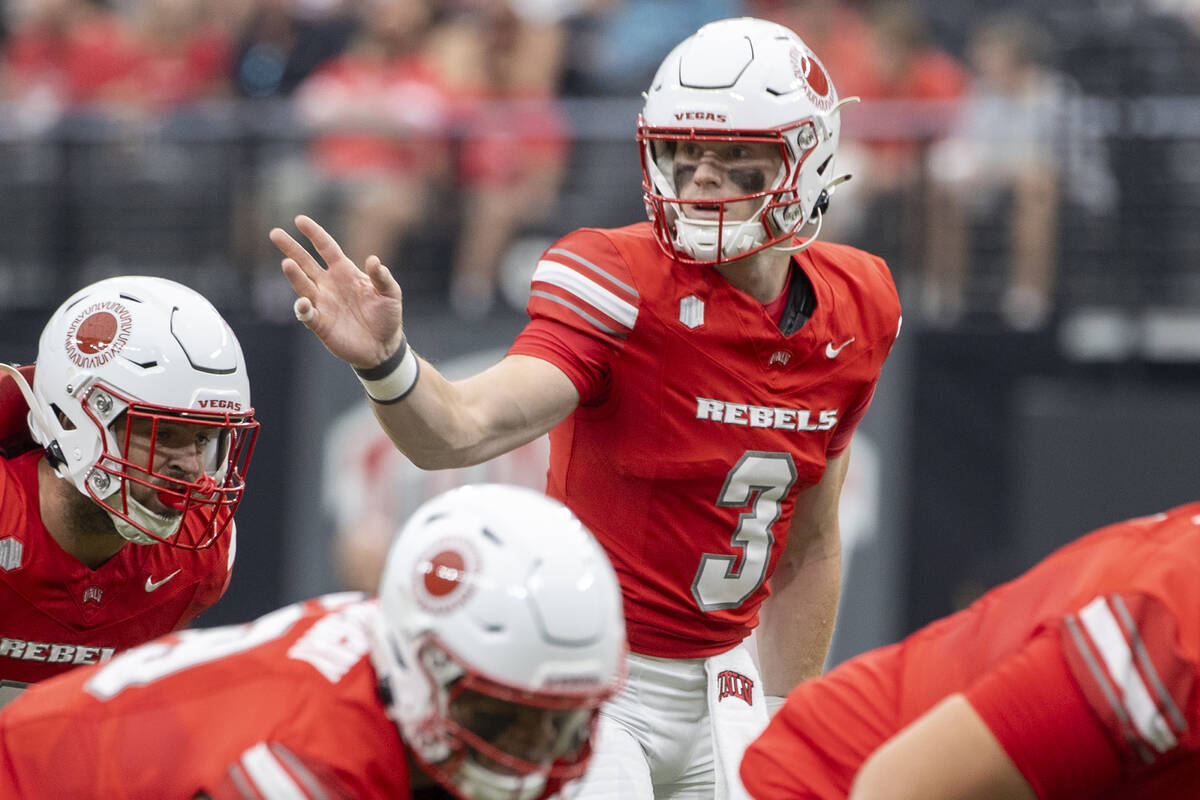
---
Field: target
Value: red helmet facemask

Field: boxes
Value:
[406,637,620,800]
[79,382,258,550]
[638,123,820,266]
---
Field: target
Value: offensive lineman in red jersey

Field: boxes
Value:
[741,502,1200,799]
[0,276,258,685]
[271,17,901,798]
[0,484,627,800]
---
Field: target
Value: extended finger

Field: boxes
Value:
[364,255,403,299]
[280,257,318,297]
[295,215,361,274]
[269,227,324,281]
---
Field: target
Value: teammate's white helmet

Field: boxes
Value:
[23,276,258,549]
[373,484,626,800]
[638,16,855,265]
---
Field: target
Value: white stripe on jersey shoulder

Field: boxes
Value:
[228,521,238,571]
[1109,594,1189,733]
[1078,595,1178,754]
[269,742,333,800]
[533,254,639,328]
[1063,614,1149,763]
[529,290,625,337]
[239,741,313,800]
[227,761,259,799]
[545,247,639,298]
[532,260,638,331]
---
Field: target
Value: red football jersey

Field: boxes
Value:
[741,502,1200,799]
[0,449,234,683]
[509,223,901,657]
[0,594,410,799]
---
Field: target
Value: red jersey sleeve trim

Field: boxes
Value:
[966,629,1123,798]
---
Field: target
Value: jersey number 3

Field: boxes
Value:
[691,451,797,612]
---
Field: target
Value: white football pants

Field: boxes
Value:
[572,643,766,800]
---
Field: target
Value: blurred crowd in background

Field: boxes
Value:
[2,0,1200,332]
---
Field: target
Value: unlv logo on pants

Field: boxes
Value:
[717,669,754,705]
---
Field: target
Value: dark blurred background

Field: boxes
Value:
[1,0,1198,663]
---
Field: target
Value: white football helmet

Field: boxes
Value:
[372,484,626,800]
[638,16,856,265]
[9,276,258,549]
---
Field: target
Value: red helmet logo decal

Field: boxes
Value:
[64,302,134,368]
[76,313,118,354]
[424,549,466,597]
[415,537,479,613]
[790,47,834,112]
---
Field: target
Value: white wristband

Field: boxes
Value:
[766,695,786,718]
[353,339,420,404]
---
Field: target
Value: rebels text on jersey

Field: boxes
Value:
[0,595,409,800]
[0,450,235,683]
[509,223,901,658]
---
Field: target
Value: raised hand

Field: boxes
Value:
[270,215,406,370]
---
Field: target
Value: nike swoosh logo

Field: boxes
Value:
[825,337,856,358]
[145,569,182,592]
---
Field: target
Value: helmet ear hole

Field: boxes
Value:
[50,404,75,430]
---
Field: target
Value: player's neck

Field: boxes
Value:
[713,247,792,304]
[38,457,127,569]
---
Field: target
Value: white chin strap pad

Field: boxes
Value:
[108,494,184,546]
[674,210,769,262]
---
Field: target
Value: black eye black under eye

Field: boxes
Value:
[729,168,767,193]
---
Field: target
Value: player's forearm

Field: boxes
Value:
[757,536,842,695]
[367,354,575,470]
[849,695,1038,800]
[367,355,498,469]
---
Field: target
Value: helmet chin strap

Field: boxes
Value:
[107,493,184,545]
[0,363,54,448]
[673,198,772,262]
[773,209,824,255]
[772,172,854,255]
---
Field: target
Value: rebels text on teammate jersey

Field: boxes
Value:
[509,222,900,657]
[0,449,234,683]
[0,594,407,799]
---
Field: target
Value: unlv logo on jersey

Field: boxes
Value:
[64,301,134,369]
[717,669,754,705]
[414,538,478,614]
[789,47,834,113]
